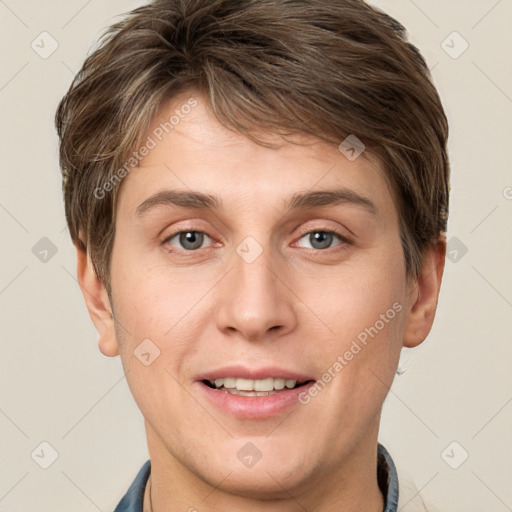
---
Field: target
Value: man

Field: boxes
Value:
[56,1,449,510]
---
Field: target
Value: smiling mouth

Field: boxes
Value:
[202,377,313,397]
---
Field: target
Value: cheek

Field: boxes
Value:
[305,251,406,339]
[110,268,207,423]
[112,254,199,332]
[110,259,216,385]
[298,243,408,391]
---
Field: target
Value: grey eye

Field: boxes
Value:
[169,231,210,251]
[298,231,342,250]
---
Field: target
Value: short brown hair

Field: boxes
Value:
[56,0,450,296]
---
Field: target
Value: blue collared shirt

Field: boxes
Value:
[113,443,399,511]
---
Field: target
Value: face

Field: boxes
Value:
[83,90,441,501]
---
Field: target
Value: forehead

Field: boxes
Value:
[115,90,396,221]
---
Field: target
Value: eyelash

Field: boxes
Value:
[161,226,352,256]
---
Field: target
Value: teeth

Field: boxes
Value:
[273,378,286,390]
[254,378,274,391]
[210,377,299,392]
[224,377,236,388]
[236,378,254,391]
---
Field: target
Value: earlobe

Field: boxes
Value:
[75,240,119,357]
[402,238,446,348]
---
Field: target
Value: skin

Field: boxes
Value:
[76,90,445,512]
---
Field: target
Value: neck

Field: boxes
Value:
[144,420,384,512]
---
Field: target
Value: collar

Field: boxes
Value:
[378,443,400,511]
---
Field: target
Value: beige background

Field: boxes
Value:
[0,0,511,510]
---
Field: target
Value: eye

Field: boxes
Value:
[164,230,212,252]
[295,229,350,250]
[161,227,351,256]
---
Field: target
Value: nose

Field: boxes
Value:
[214,241,298,343]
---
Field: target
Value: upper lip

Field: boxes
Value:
[196,365,314,383]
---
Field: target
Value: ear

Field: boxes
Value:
[402,237,446,348]
[75,234,119,357]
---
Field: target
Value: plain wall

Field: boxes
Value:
[0,0,511,510]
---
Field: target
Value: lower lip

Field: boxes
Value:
[196,381,316,419]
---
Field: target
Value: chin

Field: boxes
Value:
[199,449,312,497]
[212,469,306,500]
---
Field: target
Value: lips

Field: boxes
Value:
[195,365,316,418]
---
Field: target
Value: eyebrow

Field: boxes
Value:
[288,188,377,215]
[136,190,220,217]
[135,188,377,217]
